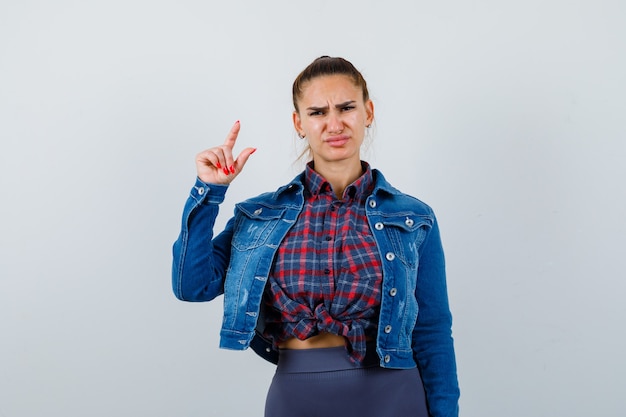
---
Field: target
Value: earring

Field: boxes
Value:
[298,133,306,139]
[366,124,372,128]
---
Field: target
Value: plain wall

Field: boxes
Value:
[1,1,625,416]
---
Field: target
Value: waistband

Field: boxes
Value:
[276,343,379,373]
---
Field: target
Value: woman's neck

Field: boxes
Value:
[312,159,364,198]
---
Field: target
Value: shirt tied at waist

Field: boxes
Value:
[276,303,373,365]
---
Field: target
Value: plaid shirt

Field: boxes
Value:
[263,162,383,364]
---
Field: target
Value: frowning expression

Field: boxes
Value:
[293,75,374,166]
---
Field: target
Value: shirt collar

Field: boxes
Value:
[304,161,374,200]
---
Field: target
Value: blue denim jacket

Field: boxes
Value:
[172,169,459,417]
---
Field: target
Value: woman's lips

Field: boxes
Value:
[324,134,350,146]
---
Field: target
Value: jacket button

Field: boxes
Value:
[375,222,384,230]
[405,218,414,227]
[369,200,377,208]
[197,187,205,195]
[384,355,391,363]
[253,208,263,215]
[385,252,395,261]
[384,325,392,333]
[389,288,397,296]
[266,347,271,353]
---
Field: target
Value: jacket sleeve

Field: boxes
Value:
[172,178,234,302]
[412,215,460,417]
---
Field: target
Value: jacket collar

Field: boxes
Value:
[274,162,400,199]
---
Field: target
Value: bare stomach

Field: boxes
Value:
[278,333,346,350]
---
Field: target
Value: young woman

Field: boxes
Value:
[172,56,460,417]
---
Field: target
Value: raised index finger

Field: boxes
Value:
[223,120,241,149]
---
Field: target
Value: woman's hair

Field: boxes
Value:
[292,56,370,112]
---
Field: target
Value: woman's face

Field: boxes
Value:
[293,75,374,167]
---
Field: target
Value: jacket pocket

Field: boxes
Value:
[231,202,286,251]
[377,213,432,267]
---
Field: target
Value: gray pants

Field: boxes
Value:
[264,346,428,417]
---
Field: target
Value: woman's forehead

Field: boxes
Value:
[298,75,363,102]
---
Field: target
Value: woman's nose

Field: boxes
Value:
[327,111,343,133]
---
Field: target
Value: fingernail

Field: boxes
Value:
[229,166,235,174]
[250,148,257,155]
[216,161,222,169]
[223,167,230,175]
[235,120,240,124]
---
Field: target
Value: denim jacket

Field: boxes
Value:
[172,169,459,417]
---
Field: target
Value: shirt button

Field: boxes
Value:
[405,218,414,227]
[384,325,392,333]
[369,200,377,208]
[324,268,331,275]
[253,208,263,215]
[384,355,391,363]
[389,288,397,296]
[325,235,332,241]
[385,252,395,261]
[374,222,384,230]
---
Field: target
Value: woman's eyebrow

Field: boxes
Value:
[335,100,356,108]
[306,101,356,111]
[306,105,328,112]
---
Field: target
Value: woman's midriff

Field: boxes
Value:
[278,333,347,350]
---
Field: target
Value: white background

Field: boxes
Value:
[1,1,625,416]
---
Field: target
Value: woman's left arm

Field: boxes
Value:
[412,216,460,417]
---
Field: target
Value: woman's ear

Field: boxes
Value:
[292,111,303,137]
[365,99,375,126]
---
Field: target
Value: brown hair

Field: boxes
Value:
[292,56,370,113]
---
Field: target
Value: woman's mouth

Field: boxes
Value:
[324,134,350,147]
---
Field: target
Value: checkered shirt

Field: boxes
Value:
[263,162,383,364]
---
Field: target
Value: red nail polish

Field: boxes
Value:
[216,162,222,169]
[250,148,257,155]
[223,167,229,175]
[229,166,235,174]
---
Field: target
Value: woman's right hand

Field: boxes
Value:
[195,121,257,185]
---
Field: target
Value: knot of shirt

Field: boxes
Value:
[291,303,368,364]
